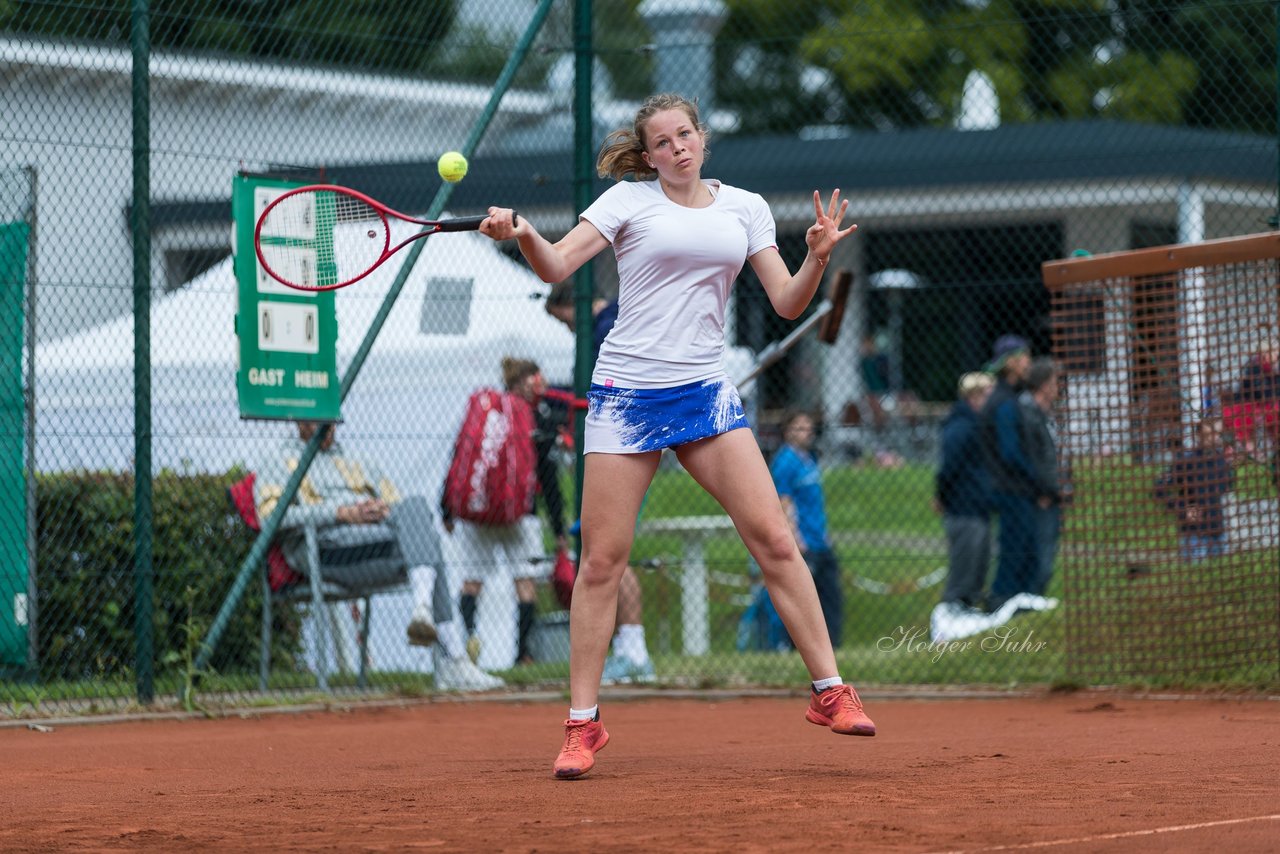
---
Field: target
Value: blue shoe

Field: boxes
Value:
[601,655,655,685]
[600,654,632,685]
[630,657,656,684]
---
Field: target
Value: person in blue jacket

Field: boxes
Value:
[980,335,1035,612]
[771,410,843,646]
[934,372,995,615]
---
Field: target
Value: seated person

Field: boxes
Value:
[254,421,503,691]
[1154,417,1236,562]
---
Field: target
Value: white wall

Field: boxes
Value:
[0,38,546,340]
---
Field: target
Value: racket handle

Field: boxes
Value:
[438,211,520,232]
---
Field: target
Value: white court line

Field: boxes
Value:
[929,814,1280,853]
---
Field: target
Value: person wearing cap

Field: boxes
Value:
[934,372,996,614]
[980,334,1036,612]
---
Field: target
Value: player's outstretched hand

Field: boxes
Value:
[481,207,525,241]
[805,190,856,261]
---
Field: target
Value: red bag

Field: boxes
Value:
[552,547,576,609]
[443,388,537,525]
[228,472,304,592]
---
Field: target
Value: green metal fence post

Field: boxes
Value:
[130,0,154,705]
[1274,1,1279,228]
[193,0,558,681]
[571,0,594,522]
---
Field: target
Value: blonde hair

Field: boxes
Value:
[596,92,708,181]
[958,372,995,399]
[501,356,540,391]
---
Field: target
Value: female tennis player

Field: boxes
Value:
[480,92,874,780]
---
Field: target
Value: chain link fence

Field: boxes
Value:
[2,0,1277,715]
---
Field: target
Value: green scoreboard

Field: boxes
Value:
[233,174,340,422]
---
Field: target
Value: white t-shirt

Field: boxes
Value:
[580,178,777,388]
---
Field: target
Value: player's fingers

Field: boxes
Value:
[483,207,516,238]
[827,189,842,220]
[812,190,824,222]
[832,197,850,226]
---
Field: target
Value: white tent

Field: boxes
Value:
[36,227,574,477]
[36,228,578,674]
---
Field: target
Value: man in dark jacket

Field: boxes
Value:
[1019,358,1064,595]
[935,372,995,611]
[980,335,1035,611]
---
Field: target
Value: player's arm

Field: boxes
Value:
[256,476,345,530]
[481,210,608,284]
[749,190,855,320]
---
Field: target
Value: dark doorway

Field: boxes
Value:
[862,222,1064,401]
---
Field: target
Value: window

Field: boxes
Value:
[163,248,228,293]
[421,276,473,335]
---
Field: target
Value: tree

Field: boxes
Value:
[713,0,1271,135]
[1,0,461,78]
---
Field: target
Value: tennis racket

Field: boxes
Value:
[737,269,854,392]
[253,184,516,292]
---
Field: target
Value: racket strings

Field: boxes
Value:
[258,189,389,290]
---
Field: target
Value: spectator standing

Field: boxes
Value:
[544,281,655,684]
[1019,358,1064,596]
[545,280,619,363]
[1238,338,1278,404]
[934,372,995,614]
[980,334,1036,611]
[771,411,843,646]
[447,357,550,670]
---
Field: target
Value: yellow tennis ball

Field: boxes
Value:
[437,151,468,183]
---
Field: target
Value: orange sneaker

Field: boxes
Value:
[553,717,610,779]
[805,685,876,736]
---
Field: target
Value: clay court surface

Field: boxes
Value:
[2,691,1277,852]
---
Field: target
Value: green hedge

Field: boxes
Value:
[35,470,301,683]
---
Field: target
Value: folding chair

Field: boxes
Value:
[227,473,407,692]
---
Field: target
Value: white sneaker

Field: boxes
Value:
[435,655,504,692]
[931,601,1010,643]
[1008,593,1059,612]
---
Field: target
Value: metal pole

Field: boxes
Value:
[194,0,558,678]
[340,0,557,400]
[23,167,38,673]
[1274,1,1279,228]
[571,0,594,522]
[130,0,153,704]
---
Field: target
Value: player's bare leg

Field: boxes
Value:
[570,450,659,707]
[675,429,835,673]
[554,449,659,779]
[675,428,875,736]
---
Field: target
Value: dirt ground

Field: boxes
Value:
[2,691,1277,852]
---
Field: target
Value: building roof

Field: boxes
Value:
[155,120,1276,226]
[0,35,548,112]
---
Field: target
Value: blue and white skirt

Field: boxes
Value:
[584,375,749,454]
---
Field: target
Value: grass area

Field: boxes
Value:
[622,455,1277,689]
[4,456,1275,716]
